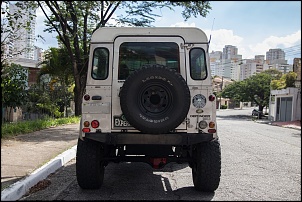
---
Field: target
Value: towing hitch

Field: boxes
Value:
[149,158,167,169]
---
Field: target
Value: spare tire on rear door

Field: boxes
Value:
[120,64,190,134]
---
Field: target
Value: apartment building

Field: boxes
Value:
[266,48,285,64]
[210,45,242,81]
[209,51,222,76]
[8,2,37,60]
[239,56,269,81]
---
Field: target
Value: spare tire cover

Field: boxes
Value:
[120,64,190,134]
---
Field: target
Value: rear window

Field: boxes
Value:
[118,42,180,80]
[91,48,109,80]
[189,48,207,80]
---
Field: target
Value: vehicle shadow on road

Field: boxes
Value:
[216,115,253,120]
[20,160,216,200]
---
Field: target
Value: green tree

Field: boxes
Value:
[38,47,74,116]
[220,69,281,116]
[271,71,297,90]
[1,63,28,121]
[24,83,63,118]
[36,1,212,116]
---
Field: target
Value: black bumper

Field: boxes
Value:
[84,132,214,145]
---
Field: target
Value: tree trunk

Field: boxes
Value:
[74,89,82,116]
[73,72,87,116]
[258,105,264,119]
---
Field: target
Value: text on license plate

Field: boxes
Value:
[114,116,131,127]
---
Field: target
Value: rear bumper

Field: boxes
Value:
[84,132,214,145]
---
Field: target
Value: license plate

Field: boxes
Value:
[113,116,131,127]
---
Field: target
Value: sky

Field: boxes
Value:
[35,1,301,64]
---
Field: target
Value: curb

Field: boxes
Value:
[1,145,77,201]
[255,120,301,130]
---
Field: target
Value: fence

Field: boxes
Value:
[2,101,75,123]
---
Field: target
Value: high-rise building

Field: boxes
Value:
[239,56,269,81]
[222,45,240,60]
[8,2,36,60]
[266,48,286,64]
[210,46,242,81]
[209,51,222,76]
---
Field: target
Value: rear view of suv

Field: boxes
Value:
[77,27,221,192]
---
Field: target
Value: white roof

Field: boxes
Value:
[91,27,208,43]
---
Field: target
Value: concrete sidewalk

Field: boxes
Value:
[271,120,301,130]
[1,123,79,200]
[255,119,301,130]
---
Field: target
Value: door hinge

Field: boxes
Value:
[180,43,194,50]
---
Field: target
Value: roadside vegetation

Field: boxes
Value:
[1,116,80,139]
[217,69,297,117]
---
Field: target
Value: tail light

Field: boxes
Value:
[91,120,99,128]
[208,121,216,133]
[83,121,90,127]
[208,129,216,133]
[209,121,215,128]
[209,95,215,101]
[84,94,90,101]
[82,128,90,133]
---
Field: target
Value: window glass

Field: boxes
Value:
[190,48,207,80]
[118,42,179,80]
[92,48,109,80]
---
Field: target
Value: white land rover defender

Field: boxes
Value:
[77,27,221,192]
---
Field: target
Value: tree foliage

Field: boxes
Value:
[220,69,281,113]
[38,47,74,116]
[36,1,212,116]
[1,63,28,110]
[271,71,297,90]
[24,83,71,118]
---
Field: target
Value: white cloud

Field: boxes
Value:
[203,29,243,53]
[249,30,301,57]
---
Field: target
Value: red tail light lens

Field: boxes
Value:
[208,129,216,133]
[91,120,99,128]
[82,128,90,133]
[84,94,90,101]
[209,95,215,101]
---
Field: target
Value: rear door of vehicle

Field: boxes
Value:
[111,36,186,131]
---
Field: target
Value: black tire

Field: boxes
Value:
[191,139,221,192]
[76,138,105,189]
[120,64,190,134]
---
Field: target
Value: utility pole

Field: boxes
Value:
[219,76,223,109]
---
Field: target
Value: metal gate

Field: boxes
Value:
[276,97,293,121]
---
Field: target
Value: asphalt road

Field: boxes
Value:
[20,108,301,201]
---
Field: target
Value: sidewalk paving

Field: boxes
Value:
[1,120,301,200]
[255,119,301,130]
[271,120,301,130]
[1,123,79,193]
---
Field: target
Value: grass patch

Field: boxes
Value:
[1,116,80,139]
